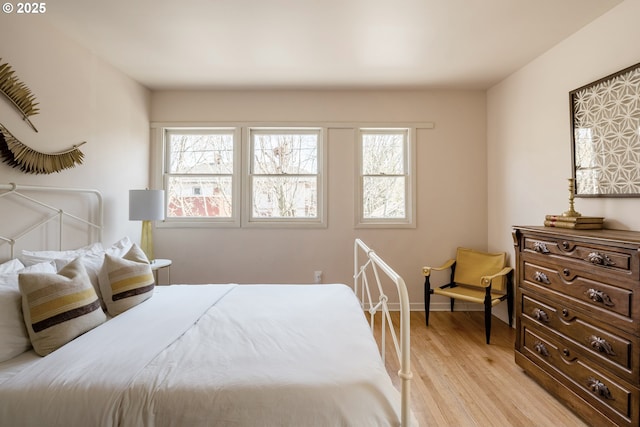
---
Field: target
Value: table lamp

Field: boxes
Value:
[129,189,165,261]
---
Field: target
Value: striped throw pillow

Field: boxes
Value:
[19,258,107,356]
[102,243,154,316]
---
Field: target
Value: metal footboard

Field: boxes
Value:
[354,238,412,426]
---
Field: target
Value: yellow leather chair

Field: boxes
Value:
[423,247,514,344]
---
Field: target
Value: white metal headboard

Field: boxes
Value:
[0,183,103,260]
[354,238,412,426]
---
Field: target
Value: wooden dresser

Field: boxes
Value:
[513,226,640,427]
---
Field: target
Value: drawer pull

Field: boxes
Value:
[586,288,615,307]
[533,242,550,253]
[562,268,570,276]
[532,308,549,323]
[587,377,614,400]
[587,252,615,266]
[533,271,550,284]
[533,341,549,357]
[561,241,570,250]
[562,348,570,357]
[589,335,616,356]
[562,308,569,317]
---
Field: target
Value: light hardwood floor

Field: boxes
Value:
[374,311,589,427]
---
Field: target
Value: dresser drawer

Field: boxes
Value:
[522,292,635,382]
[522,235,634,275]
[522,261,633,320]
[522,325,637,422]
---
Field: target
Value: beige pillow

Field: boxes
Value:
[101,243,154,316]
[19,258,107,356]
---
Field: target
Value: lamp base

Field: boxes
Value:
[140,220,154,261]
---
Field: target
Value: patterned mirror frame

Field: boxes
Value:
[570,62,640,197]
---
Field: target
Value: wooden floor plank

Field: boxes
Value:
[372,311,589,426]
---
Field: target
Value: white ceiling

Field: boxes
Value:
[42,0,622,90]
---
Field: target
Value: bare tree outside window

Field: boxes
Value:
[250,130,319,219]
[361,130,408,219]
[160,124,413,228]
[162,126,323,227]
[166,130,235,218]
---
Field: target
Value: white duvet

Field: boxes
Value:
[0,284,403,426]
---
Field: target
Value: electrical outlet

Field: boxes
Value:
[314,271,322,284]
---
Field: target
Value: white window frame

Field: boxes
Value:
[156,125,242,228]
[243,126,327,228]
[356,127,416,228]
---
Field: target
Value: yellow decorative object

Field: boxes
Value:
[0,124,86,174]
[0,59,40,133]
[0,59,87,175]
[140,220,154,261]
[562,178,581,217]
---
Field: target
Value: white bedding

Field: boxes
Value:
[0,284,403,426]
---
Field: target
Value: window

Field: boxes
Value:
[357,128,415,227]
[245,127,325,226]
[163,128,240,226]
[156,122,425,229]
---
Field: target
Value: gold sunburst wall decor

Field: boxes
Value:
[0,58,40,133]
[0,58,88,174]
[0,123,86,174]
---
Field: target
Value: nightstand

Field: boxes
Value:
[151,258,172,285]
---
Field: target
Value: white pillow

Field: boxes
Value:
[20,242,104,267]
[104,236,133,258]
[0,286,29,362]
[0,261,58,362]
[0,261,57,289]
[0,259,24,274]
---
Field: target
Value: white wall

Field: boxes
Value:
[488,1,640,256]
[151,90,488,308]
[0,16,151,247]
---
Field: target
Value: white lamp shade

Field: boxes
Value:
[129,190,165,221]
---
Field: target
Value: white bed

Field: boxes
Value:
[0,183,414,426]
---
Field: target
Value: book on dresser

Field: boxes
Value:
[512,226,640,427]
[543,220,603,229]
[544,215,605,223]
[544,215,604,230]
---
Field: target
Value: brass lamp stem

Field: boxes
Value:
[140,220,154,261]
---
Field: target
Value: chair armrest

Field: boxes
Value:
[422,259,455,276]
[480,266,513,287]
